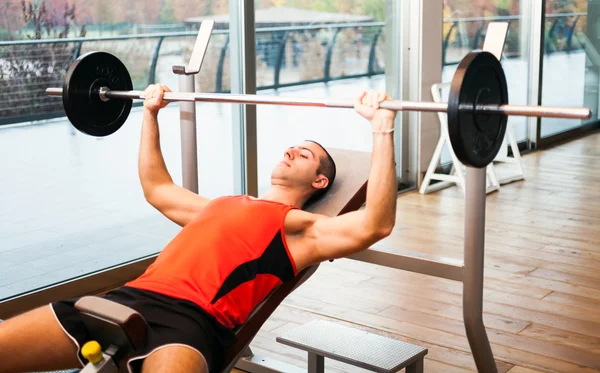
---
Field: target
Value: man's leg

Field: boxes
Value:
[0,305,81,373]
[141,345,208,373]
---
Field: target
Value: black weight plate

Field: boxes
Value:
[447,51,508,168]
[62,51,133,137]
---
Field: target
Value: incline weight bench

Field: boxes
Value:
[46,149,427,373]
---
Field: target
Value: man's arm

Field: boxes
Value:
[292,90,397,266]
[139,84,211,227]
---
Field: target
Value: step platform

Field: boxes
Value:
[277,319,428,373]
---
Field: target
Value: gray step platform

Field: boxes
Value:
[276,319,428,373]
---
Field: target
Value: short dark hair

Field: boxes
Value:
[304,140,336,207]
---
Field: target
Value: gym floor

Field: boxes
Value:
[237,131,600,373]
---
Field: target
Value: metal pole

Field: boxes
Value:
[45,87,593,120]
[229,0,258,197]
[178,74,199,193]
[307,352,325,373]
[463,166,497,373]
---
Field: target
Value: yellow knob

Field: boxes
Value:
[81,341,103,364]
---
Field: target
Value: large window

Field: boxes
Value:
[0,0,406,305]
[0,0,236,303]
[541,0,594,138]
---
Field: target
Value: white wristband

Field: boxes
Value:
[372,128,395,134]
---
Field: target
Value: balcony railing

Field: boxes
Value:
[0,22,385,125]
[0,12,587,125]
[443,12,587,65]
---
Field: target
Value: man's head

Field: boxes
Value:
[271,140,336,206]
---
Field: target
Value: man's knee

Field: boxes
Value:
[0,305,81,373]
[141,345,208,373]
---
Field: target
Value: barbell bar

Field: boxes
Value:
[45,50,592,168]
[45,87,591,120]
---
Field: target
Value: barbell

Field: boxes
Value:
[45,50,591,168]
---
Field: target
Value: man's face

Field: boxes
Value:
[271,141,327,191]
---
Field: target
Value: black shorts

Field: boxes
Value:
[50,286,236,373]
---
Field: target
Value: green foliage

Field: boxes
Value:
[159,0,176,24]
[361,0,385,21]
[311,0,338,13]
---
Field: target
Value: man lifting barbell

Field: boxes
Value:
[0,87,398,373]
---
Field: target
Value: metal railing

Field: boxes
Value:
[0,12,587,125]
[443,12,587,65]
[0,22,385,125]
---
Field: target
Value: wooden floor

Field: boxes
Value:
[234,131,600,373]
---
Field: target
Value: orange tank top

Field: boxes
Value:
[126,195,298,329]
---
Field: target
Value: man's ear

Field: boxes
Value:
[312,175,329,190]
